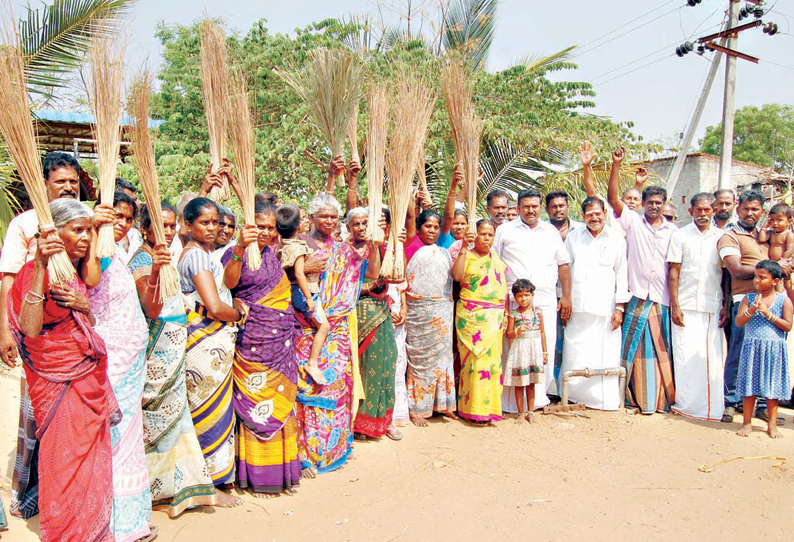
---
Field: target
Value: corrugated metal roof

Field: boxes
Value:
[34,109,165,128]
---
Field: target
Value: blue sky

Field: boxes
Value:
[21,0,794,146]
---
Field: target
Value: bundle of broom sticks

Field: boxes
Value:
[227,67,262,270]
[199,16,231,202]
[364,84,388,244]
[0,31,75,284]
[130,73,181,302]
[275,47,364,192]
[88,31,126,258]
[381,72,435,282]
[442,59,482,233]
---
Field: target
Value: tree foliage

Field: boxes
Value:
[141,14,643,208]
[699,103,794,171]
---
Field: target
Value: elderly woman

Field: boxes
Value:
[129,202,218,516]
[178,197,247,504]
[405,209,457,426]
[451,219,508,424]
[221,201,303,496]
[89,191,153,542]
[347,208,400,441]
[9,199,117,542]
[296,193,384,473]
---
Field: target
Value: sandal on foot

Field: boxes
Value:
[721,406,735,423]
[755,409,785,425]
[386,427,403,441]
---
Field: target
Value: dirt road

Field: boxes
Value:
[3,368,793,542]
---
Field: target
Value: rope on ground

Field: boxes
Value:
[698,456,787,473]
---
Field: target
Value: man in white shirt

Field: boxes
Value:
[561,197,630,410]
[494,188,572,410]
[546,190,584,387]
[667,193,725,421]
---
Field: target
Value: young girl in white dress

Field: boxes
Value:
[505,279,547,423]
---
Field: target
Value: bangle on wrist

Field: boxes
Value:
[146,277,158,289]
[231,253,243,262]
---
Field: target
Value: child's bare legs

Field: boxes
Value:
[305,305,329,385]
[526,383,536,424]
[514,386,526,423]
[767,399,783,439]
[736,396,756,437]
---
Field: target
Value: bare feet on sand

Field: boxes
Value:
[515,413,527,425]
[736,424,753,437]
[215,490,243,508]
[527,413,535,424]
[411,416,429,427]
[442,411,459,421]
[302,466,317,479]
[768,426,783,439]
[306,359,327,385]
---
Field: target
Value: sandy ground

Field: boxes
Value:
[2,365,794,542]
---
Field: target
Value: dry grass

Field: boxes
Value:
[0,25,74,283]
[228,67,261,270]
[381,70,435,282]
[442,58,482,232]
[199,16,230,202]
[88,29,126,258]
[274,47,365,187]
[130,72,181,301]
[365,84,389,245]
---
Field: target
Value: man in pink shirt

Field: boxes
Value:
[607,147,677,415]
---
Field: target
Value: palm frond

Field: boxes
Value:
[442,0,498,71]
[19,0,136,93]
[511,45,577,73]
[477,138,545,200]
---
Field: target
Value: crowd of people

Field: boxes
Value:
[2,144,792,542]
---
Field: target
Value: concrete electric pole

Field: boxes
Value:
[717,0,741,190]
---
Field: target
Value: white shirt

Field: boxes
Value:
[553,218,584,298]
[0,209,38,274]
[566,225,631,317]
[493,218,571,307]
[667,222,724,313]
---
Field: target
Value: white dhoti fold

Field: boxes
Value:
[671,310,724,421]
[502,304,557,412]
[561,311,622,410]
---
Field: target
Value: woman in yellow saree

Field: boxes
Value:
[451,219,508,424]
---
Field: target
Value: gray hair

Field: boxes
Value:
[308,194,341,217]
[50,199,92,230]
[346,207,368,224]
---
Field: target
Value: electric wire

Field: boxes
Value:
[574,0,680,52]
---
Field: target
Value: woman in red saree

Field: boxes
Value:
[8,199,118,542]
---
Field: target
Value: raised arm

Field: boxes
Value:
[135,243,170,320]
[451,231,475,282]
[634,167,648,193]
[363,212,388,280]
[441,165,463,235]
[19,230,63,337]
[579,141,598,198]
[81,203,115,288]
[345,159,362,212]
[606,147,626,217]
[223,225,258,290]
[326,155,345,195]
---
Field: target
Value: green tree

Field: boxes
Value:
[0,0,137,237]
[699,103,794,171]
[146,10,641,207]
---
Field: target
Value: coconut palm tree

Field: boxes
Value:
[0,0,135,236]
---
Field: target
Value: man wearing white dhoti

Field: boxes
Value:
[562,197,630,410]
[494,188,572,411]
[668,192,725,421]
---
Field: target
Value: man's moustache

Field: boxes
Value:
[60,191,77,197]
